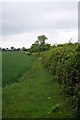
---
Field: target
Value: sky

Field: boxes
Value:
[0,2,78,48]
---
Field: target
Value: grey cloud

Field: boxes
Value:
[2,2,78,35]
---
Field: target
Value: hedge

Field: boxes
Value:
[41,43,80,118]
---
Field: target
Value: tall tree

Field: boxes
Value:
[37,35,48,45]
[11,46,14,51]
[37,35,48,53]
[30,35,49,53]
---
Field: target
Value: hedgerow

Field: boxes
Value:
[41,43,80,118]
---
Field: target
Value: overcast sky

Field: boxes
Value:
[0,2,78,48]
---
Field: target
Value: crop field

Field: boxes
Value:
[2,51,75,118]
[2,51,36,87]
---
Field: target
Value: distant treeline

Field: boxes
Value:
[1,35,78,53]
[0,47,30,52]
[1,35,51,53]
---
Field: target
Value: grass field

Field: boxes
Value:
[2,51,36,87]
[2,51,75,118]
[0,51,2,119]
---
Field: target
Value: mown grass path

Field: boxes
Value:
[3,56,74,118]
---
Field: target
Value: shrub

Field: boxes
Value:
[41,43,80,118]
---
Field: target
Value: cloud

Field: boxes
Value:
[1,2,78,48]
[2,2,77,34]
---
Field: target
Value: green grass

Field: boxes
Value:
[0,51,2,119]
[3,52,75,118]
[0,51,2,87]
[2,51,36,87]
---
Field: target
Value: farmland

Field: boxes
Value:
[0,51,2,119]
[2,51,36,87]
[2,51,75,118]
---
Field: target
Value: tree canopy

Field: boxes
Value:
[30,35,51,53]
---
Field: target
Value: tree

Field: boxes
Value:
[15,48,21,51]
[35,40,39,45]
[6,48,9,51]
[37,35,48,53]
[2,48,6,51]
[21,47,27,51]
[30,35,49,53]
[37,35,48,45]
[11,46,14,51]
[44,43,51,50]
[30,42,39,53]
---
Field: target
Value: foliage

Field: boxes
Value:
[11,46,14,51]
[41,43,80,117]
[30,35,51,53]
[30,42,39,53]
[3,55,74,118]
[21,47,27,51]
[37,35,48,45]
